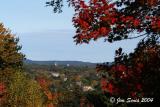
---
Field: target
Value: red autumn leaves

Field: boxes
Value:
[101,78,114,94]
[0,82,6,95]
[73,0,116,43]
[0,82,6,104]
[99,63,144,97]
[97,44,160,98]
[36,77,55,107]
[72,0,160,43]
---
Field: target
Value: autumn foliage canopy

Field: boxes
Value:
[69,0,160,44]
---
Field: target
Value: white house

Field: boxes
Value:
[51,72,60,77]
[83,86,94,92]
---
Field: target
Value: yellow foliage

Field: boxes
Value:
[7,71,44,107]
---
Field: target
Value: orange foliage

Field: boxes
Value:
[45,92,61,107]
[52,93,61,100]
[36,77,62,107]
[44,91,53,100]
[47,103,54,107]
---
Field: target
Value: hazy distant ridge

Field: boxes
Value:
[24,59,97,67]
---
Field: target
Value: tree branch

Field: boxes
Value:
[127,33,148,39]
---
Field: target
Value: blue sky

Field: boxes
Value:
[0,0,140,63]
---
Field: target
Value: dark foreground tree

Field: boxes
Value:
[96,36,160,107]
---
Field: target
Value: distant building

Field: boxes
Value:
[51,72,60,77]
[54,62,58,66]
[64,78,68,81]
[67,64,70,67]
[83,86,94,92]
[76,81,82,86]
